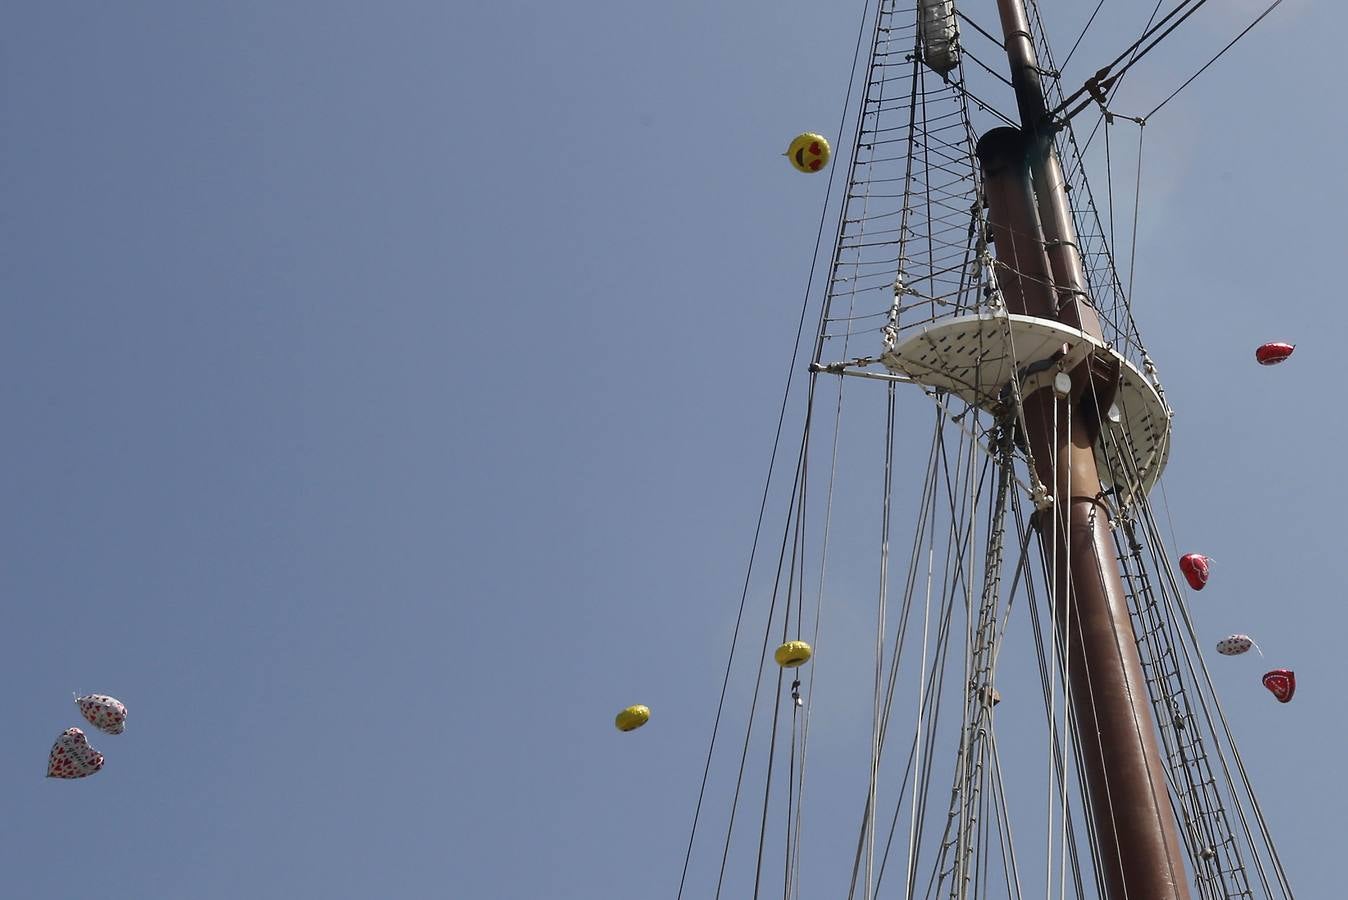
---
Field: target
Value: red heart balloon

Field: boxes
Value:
[1179,553,1210,590]
[1262,669,1295,704]
[1255,342,1295,366]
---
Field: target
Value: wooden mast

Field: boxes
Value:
[976,1,1192,896]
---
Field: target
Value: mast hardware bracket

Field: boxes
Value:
[809,359,913,385]
[1086,72,1114,109]
[1041,239,1081,254]
[1014,341,1092,402]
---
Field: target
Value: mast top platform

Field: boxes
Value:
[880,311,1171,501]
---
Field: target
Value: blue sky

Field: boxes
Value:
[2,1,1340,897]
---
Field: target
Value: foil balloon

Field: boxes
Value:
[46,728,104,779]
[1262,669,1295,703]
[615,705,651,732]
[1255,342,1294,366]
[785,133,831,173]
[1178,553,1211,591]
[75,694,127,735]
[1215,634,1259,656]
[774,640,813,668]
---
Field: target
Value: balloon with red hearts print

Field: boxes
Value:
[1216,634,1259,656]
[75,693,127,736]
[46,728,104,779]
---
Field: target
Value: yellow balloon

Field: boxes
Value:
[774,640,813,668]
[786,133,831,173]
[615,705,651,732]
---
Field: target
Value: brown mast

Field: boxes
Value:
[977,1,1191,897]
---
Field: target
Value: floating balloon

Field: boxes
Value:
[774,640,813,668]
[1179,554,1211,591]
[615,705,650,732]
[1255,342,1294,366]
[46,728,104,779]
[1216,634,1259,656]
[75,694,127,735]
[786,133,831,173]
[1263,669,1295,703]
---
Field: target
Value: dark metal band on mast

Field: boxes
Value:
[979,1,1192,897]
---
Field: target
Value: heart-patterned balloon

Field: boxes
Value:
[1263,669,1295,703]
[1216,634,1257,656]
[75,693,127,735]
[47,728,104,779]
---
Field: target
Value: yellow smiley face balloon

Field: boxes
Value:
[786,133,831,173]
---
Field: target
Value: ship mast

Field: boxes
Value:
[978,0,1191,896]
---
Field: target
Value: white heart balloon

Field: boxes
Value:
[1215,634,1257,656]
[75,693,127,735]
[47,728,104,779]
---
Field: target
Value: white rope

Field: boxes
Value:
[1058,397,1073,900]
[787,328,854,900]
[904,541,936,897]
[1044,394,1059,900]
[866,384,898,900]
[989,726,1027,899]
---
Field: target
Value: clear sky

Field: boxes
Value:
[2,1,1339,898]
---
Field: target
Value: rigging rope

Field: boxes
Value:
[1126,124,1144,312]
[1060,0,1107,72]
[1027,0,1153,368]
[1145,0,1286,120]
[684,0,1300,894]
[712,426,810,900]
[1054,0,1214,122]
[866,384,898,900]
[674,0,877,891]
[855,410,945,900]
[955,9,1005,50]
[1045,397,1061,900]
